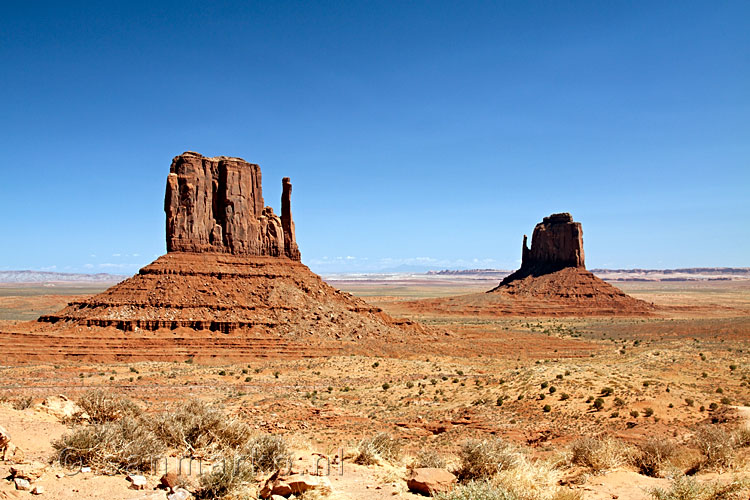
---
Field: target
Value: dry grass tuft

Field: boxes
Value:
[354,432,401,465]
[692,425,737,471]
[570,436,631,472]
[195,453,255,500]
[52,416,165,473]
[148,399,252,454]
[456,438,520,481]
[633,438,677,477]
[650,475,748,500]
[411,448,448,469]
[433,480,515,500]
[494,457,568,500]
[76,390,141,423]
[243,434,291,473]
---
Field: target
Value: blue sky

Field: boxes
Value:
[1,1,748,274]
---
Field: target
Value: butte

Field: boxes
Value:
[0,152,429,362]
[401,213,654,317]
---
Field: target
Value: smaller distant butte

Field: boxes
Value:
[399,213,654,317]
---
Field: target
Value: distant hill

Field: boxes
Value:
[0,270,127,283]
[427,267,750,281]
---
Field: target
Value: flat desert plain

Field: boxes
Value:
[0,276,748,500]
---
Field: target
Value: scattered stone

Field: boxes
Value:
[30,486,44,495]
[407,468,457,495]
[0,425,22,462]
[260,473,332,498]
[127,474,148,490]
[160,472,180,491]
[0,425,9,449]
[80,467,91,473]
[167,488,191,500]
[13,478,31,491]
[10,461,47,481]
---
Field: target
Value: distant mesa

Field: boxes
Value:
[21,152,429,361]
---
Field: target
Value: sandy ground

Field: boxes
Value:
[0,278,748,499]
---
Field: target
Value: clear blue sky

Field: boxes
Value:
[1,1,748,274]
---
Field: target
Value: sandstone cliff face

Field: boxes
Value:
[165,152,300,260]
[520,212,584,274]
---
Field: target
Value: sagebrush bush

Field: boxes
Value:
[148,399,251,453]
[53,416,165,473]
[693,425,736,471]
[244,434,291,473]
[12,396,33,411]
[196,453,256,499]
[650,474,748,500]
[354,432,401,465]
[411,448,447,469]
[456,438,519,481]
[76,390,141,423]
[570,436,630,472]
[434,478,582,500]
[434,480,514,500]
[634,438,676,477]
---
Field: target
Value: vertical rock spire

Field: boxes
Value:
[281,177,301,261]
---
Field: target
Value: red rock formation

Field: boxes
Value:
[494,212,585,288]
[165,152,300,260]
[478,212,653,314]
[29,151,433,351]
[521,212,584,273]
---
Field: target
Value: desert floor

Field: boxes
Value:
[0,278,748,499]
